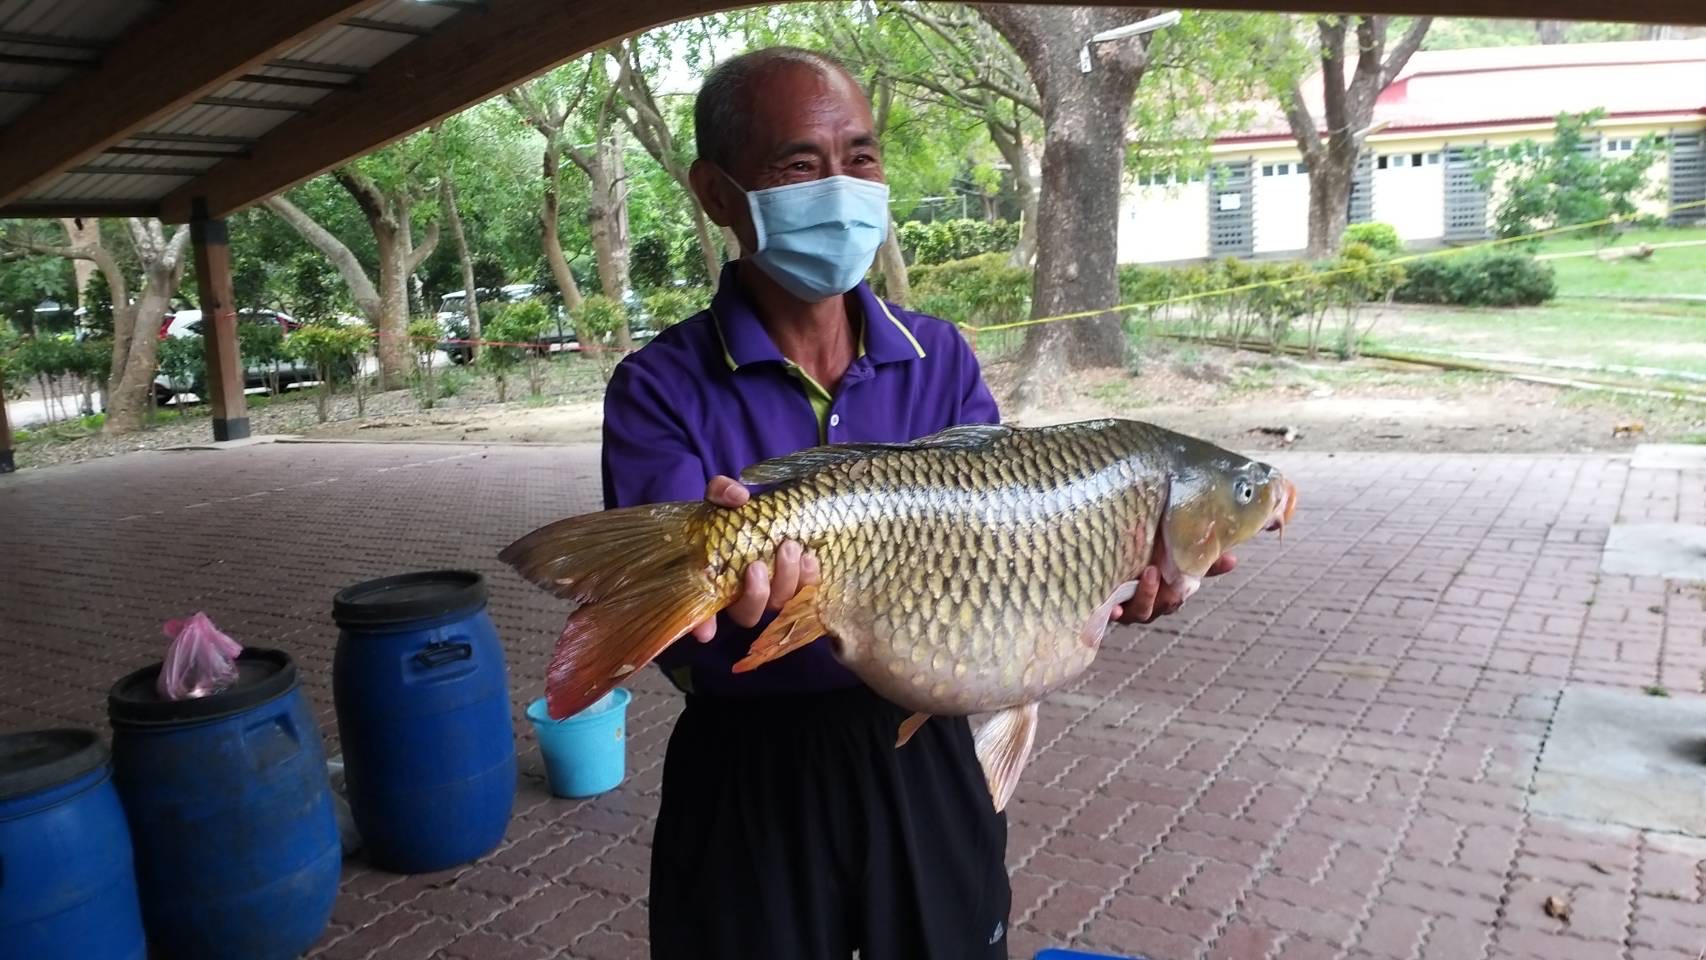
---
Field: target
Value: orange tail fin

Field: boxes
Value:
[500,502,723,719]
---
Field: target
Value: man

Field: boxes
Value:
[600,46,1233,959]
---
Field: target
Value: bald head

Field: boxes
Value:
[694,47,858,173]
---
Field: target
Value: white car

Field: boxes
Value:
[152,308,319,405]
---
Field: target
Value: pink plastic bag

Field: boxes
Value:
[156,612,244,701]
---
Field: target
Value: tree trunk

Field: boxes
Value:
[102,220,188,435]
[1535,20,1568,44]
[975,5,1152,412]
[539,145,586,329]
[59,218,100,305]
[441,174,481,358]
[878,215,911,305]
[1305,148,1354,259]
[690,208,724,288]
[103,280,174,433]
[1284,15,1432,258]
[585,129,633,348]
[372,222,412,389]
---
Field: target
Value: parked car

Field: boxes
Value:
[151,308,320,406]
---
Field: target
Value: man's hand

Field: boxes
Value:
[1111,555,1238,625]
[687,475,820,643]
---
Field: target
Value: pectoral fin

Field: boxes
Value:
[1082,580,1140,649]
[732,583,826,674]
[973,702,1040,813]
[896,711,931,747]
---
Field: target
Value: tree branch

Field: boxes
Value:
[406,219,440,274]
[1283,81,1324,159]
[263,195,381,318]
[1380,17,1433,87]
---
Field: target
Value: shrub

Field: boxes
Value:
[1394,251,1555,307]
[238,320,287,394]
[1343,222,1403,255]
[896,218,1021,265]
[156,335,205,403]
[287,323,368,422]
[569,295,628,384]
[641,288,708,329]
[908,253,1030,327]
[485,301,553,400]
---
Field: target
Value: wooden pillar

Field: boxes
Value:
[191,209,249,441]
[0,383,13,473]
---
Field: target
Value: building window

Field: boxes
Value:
[1604,137,1637,156]
[1425,152,1442,165]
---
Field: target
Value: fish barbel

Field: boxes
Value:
[501,418,1298,810]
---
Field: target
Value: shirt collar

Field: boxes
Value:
[710,261,927,372]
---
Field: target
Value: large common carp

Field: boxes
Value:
[501,418,1297,810]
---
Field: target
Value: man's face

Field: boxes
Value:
[691,61,886,256]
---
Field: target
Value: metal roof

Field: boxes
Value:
[0,0,1701,222]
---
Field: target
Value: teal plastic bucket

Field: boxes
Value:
[526,689,630,798]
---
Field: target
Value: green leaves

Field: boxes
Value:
[1474,109,1668,241]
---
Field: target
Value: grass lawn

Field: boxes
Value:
[1529,224,1706,298]
[1369,300,1706,379]
[1366,225,1706,377]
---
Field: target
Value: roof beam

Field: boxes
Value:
[0,0,376,209]
[148,0,1706,222]
[159,0,738,222]
[0,201,161,219]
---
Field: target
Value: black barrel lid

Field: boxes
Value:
[0,728,109,802]
[107,648,297,727]
[332,570,487,628]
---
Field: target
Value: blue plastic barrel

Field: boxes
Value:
[0,729,147,960]
[106,648,341,960]
[526,689,630,798]
[332,570,516,874]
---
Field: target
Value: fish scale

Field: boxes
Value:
[500,417,1297,811]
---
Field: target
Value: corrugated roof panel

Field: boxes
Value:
[275,24,417,70]
[208,78,335,109]
[149,103,304,141]
[0,0,152,46]
[359,0,461,31]
[28,170,190,202]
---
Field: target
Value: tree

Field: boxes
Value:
[507,57,635,347]
[1474,109,1667,241]
[971,4,1156,410]
[814,3,1045,267]
[264,141,440,389]
[1280,16,1431,258]
[1534,21,1568,45]
[3,218,189,433]
[433,121,481,359]
[610,37,728,288]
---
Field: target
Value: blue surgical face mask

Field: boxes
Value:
[724,170,891,302]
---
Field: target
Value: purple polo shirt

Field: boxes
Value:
[601,261,1000,698]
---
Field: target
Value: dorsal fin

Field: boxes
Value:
[739,423,1013,486]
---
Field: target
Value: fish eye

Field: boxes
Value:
[1235,479,1254,505]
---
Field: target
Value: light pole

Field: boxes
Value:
[1078,10,1182,74]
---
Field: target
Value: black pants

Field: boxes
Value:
[649,686,1012,960]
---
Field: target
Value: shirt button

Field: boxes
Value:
[829,414,841,427]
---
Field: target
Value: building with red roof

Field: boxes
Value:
[1118,40,1706,263]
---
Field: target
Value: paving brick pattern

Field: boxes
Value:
[3,441,1705,960]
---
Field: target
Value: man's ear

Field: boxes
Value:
[690,159,736,228]
[691,159,753,258]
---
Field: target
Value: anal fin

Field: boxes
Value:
[974,702,1040,813]
[896,711,931,747]
[732,583,827,674]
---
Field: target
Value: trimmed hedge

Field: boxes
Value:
[1394,251,1556,307]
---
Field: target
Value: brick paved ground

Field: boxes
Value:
[3,440,1705,960]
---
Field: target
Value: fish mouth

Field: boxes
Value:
[1264,478,1298,533]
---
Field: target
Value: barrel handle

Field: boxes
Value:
[414,640,474,669]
